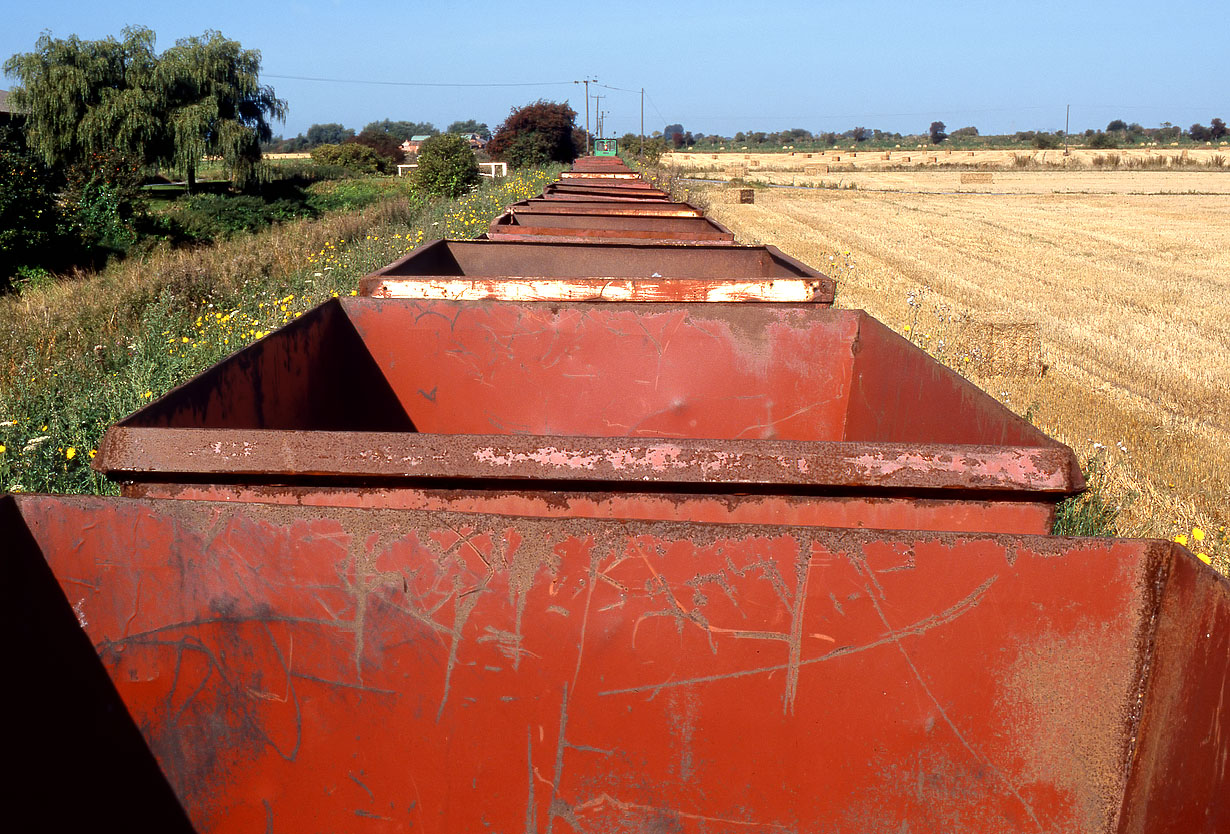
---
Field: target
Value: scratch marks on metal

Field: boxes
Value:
[599,576,998,700]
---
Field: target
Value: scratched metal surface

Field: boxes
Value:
[8,494,1228,833]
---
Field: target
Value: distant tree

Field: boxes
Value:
[1189,123,1212,142]
[819,132,838,147]
[413,134,479,197]
[928,121,947,144]
[949,126,979,140]
[487,100,578,166]
[446,119,490,138]
[734,131,746,143]
[1106,119,1128,132]
[1032,132,1059,149]
[663,124,684,141]
[852,126,869,142]
[1088,131,1118,149]
[750,131,767,144]
[306,123,354,146]
[354,126,404,164]
[363,120,437,142]
[1211,118,1227,140]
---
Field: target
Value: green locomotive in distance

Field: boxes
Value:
[594,138,617,156]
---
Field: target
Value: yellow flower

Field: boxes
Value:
[1197,553,1212,565]
[66,447,76,460]
[1193,527,1206,542]
[903,325,911,332]
[144,390,153,398]
[1174,533,1189,546]
[182,336,190,343]
[0,444,5,454]
[88,449,97,459]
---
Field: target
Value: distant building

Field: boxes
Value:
[400,135,434,155]
[0,89,20,126]
[462,132,487,150]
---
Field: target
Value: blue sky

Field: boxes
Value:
[3,0,1225,139]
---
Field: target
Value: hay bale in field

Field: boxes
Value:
[751,160,760,166]
[960,172,994,184]
[805,153,813,158]
[929,156,938,163]
[968,151,975,156]
[902,156,910,162]
[804,164,828,175]
[738,188,754,204]
[711,154,719,159]
[882,153,891,160]
[833,155,841,161]
[726,165,748,177]
[743,154,750,160]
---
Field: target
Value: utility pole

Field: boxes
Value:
[573,77,597,152]
[640,88,644,156]
[593,95,605,139]
[1064,104,1070,156]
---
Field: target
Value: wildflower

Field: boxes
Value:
[66,447,76,460]
[1175,533,1189,546]
[1193,527,1206,542]
[143,390,153,399]
[88,449,97,459]
[1197,553,1212,565]
[182,337,190,343]
[0,444,5,454]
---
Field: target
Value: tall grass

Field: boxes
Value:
[0,167,560,495]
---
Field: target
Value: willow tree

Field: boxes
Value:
[158,31,285,190]
[4,27,285,189]
[3,27,165,170]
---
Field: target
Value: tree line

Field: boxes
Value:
[654,117,1229,150]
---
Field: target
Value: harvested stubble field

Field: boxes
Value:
[673,164,1230,565]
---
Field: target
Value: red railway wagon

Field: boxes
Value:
[356,239,829,302]
[486,210,737,245]
[96,298,1079,533]
[5,494,1227,833]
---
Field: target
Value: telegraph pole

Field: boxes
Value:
[1064,104,1071,156]
[593,95,605,139]
[573,77,597,152]
[640,88,644,156]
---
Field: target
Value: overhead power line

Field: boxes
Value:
[266,73,575,88]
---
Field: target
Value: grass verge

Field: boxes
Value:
[0,167,560,495]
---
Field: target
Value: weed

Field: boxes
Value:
[1052,456,1121,537]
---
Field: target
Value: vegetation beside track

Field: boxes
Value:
[0,167,560,496]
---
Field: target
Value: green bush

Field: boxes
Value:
[1088,131,1118,150]
[502,131,554,168]
[310,142,394,175]
[60,149,150,258]
[413,134,480,197]
[167,194,310,242]
[0,131,65,291]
